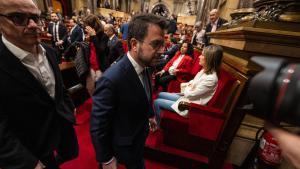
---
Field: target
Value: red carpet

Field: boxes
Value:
[60,98,233,169]
[60,98,177,169]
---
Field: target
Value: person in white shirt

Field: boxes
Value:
[153,45,223,125]
[191,21,205,48]
[0,0,78,168]
[203,9,227,46]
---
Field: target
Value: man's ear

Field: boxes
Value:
[130,38,138,52]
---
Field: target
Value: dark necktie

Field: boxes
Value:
[142,68,151,102]
[192,33,197,45]
[53,23,57,42]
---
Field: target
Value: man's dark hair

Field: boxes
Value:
[127,13,167,50]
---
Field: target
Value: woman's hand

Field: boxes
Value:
[85,26,96,36]
[155,70,165,77]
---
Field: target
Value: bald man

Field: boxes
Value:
[203,9,227,46]
[0,0,78,169]
[104,24,124,65]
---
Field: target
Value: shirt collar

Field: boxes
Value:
[109,34,115,41]
[212,18,219,25]
[2,36,46,61]
[127,52,144,75]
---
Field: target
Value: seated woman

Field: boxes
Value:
[155,42,194,91]
[154,45,223,125]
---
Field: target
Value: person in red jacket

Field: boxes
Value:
[155,42,194,91]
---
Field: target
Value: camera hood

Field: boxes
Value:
[248,56,288,119]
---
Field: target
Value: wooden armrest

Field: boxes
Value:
[179,101,225,119]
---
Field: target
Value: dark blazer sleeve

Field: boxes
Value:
[109,40,124,65]
[203,24,212,46]
[0,105,38,169]
[90,77,115,163]
[71,27,84,43]
[90,34,109,72]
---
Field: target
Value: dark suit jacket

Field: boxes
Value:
[107,35,124,65]
[203,18,227,46]
[48,22,68,48]
[91,55,154,164]
[69,25,84,43]
[0,39,78,169]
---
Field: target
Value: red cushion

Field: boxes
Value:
[188,104,225,140]
[207,69,236,109]
[160,110,189,133]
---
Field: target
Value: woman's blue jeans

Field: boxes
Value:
[153,92,181,125]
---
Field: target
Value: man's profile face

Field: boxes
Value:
[0,0,42,50]
[137,24,165,67]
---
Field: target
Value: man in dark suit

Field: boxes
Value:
[47,12,68,63]
[104,24,124,65]
[91,13,167,169]
[0,0,78,169]
[68,18,84,44]
[203,9,227,46]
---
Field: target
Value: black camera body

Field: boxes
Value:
[248,56,300,126]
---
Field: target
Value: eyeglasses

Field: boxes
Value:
[0,12,42,26]
[139,39,165,50]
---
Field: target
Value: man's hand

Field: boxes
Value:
[102,157,117,169]
[266,122,300,169]
[34,161,45,169]
[149,117,158,132]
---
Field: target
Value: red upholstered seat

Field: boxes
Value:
[160,67,240,156]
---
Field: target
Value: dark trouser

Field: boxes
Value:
[155,73,176,91]
[40,153,61,169]
[125,158,145,169]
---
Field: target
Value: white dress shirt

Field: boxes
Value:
[127,52,145,86]
[169,54,185,75]
[2,36,56,98]
[211,18,219,33]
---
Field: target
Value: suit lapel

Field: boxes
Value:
[43,45,61,102]
[120,56,149,103]
[0,40,53,102]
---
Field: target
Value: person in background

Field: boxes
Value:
[0,0,78,168]
[154,45,223,124]
[83,14,109,96]
[155,42,194,91]
[191,21,205,48]
[203,9,227,46]
[104,24,124,65]
[167,14,177,34]
[91,13,167,169]
[48,12,68,63]
[68,18,84,44]
[120,18,129,40]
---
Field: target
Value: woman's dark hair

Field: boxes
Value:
[203,45,223,74]
[180,42,194,58]
[83,14,103,34]
[127,13,167,50]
